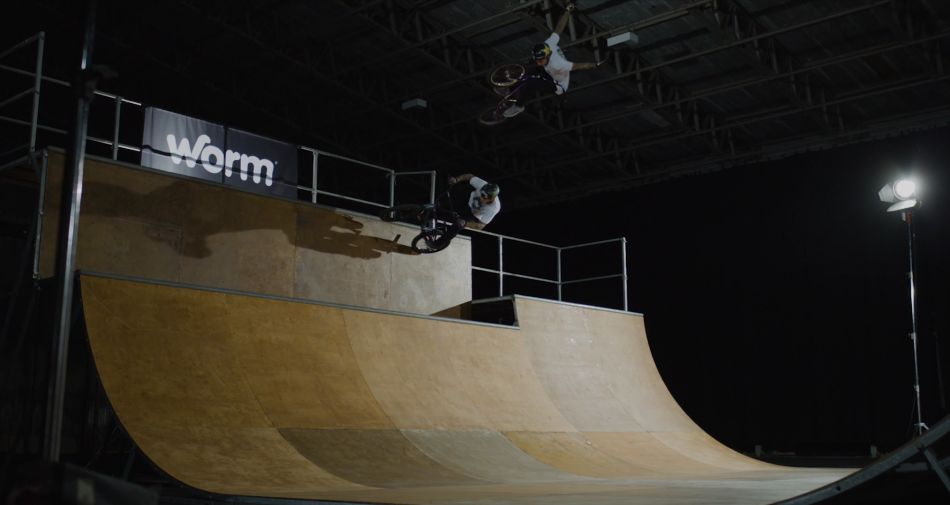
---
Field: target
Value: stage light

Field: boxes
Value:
[894,179,916,199]
[878,177,919,212]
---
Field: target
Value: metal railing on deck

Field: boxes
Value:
[1,32,630,311]
[471,231,628,311]
[1,33,145,163]
[0,32,44,160]
[297,147,437,208]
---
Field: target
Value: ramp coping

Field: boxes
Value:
[79,271,645,333]
[512,294,643,317]
[472,294,642,317]
[78,270,515,331]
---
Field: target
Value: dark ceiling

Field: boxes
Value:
[4,0,950,209]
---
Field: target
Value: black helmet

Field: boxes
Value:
[532,43,552,60]
[480,183,500,198]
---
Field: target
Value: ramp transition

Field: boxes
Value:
[79,273,852,504]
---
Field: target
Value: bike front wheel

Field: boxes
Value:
[411,230,452,254]
[488,64,525,88]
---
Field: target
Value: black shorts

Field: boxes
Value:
[514,67,558,106]
[447,186,474,220]
[459,205,479,224]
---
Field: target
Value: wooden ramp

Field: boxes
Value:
[80,273,852,504]
[38,151,473,316]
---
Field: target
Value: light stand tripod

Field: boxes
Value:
[902,209,929,436]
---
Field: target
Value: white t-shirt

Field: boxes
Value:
[467,176,501,225]
[543,33,573,94]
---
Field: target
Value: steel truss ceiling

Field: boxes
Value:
[6,0,950,209]
[310,0,950,208]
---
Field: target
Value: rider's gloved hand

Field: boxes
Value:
[447,176,458,186]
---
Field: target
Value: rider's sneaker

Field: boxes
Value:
[503,103,525,118]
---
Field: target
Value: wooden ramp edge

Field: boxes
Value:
[79,273,853,505]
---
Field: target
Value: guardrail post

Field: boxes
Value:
[557,248,563,301]
[498,236,504,296]
[388,170,396,207]
[29,32,45,153]
[111,96,121,160]
[311,152,319,204]
[32,151,48,279]
[621,237,628,311]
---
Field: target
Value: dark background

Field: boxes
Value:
[492,128,950,456]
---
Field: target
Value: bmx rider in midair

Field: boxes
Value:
[504,1,602,118]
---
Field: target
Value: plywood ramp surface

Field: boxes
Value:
[80,274,852,504]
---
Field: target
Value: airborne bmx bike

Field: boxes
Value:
[379,190,463,254]
[478,63,557,126]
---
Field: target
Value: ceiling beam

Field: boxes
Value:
[324,0,629,185]
[416,25,950,180]
[175,0,523,178]
[361,0,897,156]
[497,69,950,192]
[511,101,950,209]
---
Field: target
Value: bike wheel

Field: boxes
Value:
[380,204,422,222]
[478,107,507,126]
[493,86,511,97]
[411,230,452,254]
[488,64,525,88]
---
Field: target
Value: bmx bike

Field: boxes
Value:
[478,63,552,126]
[379,190,463,254]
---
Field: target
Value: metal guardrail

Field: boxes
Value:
[296,147,437,208]
[0,32,43,160]
[0,32,144,162]
[470,230,628,310]
[1,31,630,311]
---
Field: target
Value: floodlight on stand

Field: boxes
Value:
[401,98,428,110]
[877,175,928,437]
[878,177,919,212]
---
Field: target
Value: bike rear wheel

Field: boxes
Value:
[488,64,525,87]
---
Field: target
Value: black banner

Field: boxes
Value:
[223,128,297,198]
[140,107,224,182]
[141,107,297,197]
